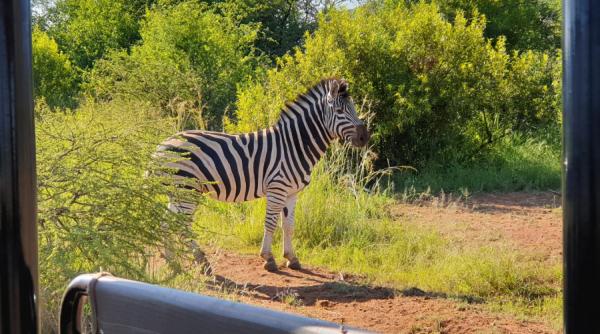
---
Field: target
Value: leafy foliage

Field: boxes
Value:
[86,1,262,129]
[32,27,79,109]
[47,0,153,69]
[216,0,316,59]
[230,2,561,165]
[36,100,194,329]
[432,0,561,51]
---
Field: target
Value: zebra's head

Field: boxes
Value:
[323,79,370,147]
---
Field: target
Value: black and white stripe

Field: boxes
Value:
[157,78,369,271]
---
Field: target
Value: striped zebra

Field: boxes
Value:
[157,78,369,272]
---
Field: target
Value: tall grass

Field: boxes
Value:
[394,134,561,194]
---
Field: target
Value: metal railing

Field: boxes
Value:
[59,273,374,334]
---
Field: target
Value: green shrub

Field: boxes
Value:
[47,0,147,69]
[36,100,193,330]
[230,2,561,166]
[432,0,561,51]
[86,1,263,129]
[32,27,79,109]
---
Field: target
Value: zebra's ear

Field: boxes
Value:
[338,79,348,97]
[329,80,340,98]
[328,79,348,101]
[329,79,348,98]
[327,81,337,104]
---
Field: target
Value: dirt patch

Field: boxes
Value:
[203,250,557,334]
[391,192,562,263]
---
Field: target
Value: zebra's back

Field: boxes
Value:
[157,129,281,203]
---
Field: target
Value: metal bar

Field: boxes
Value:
[60,273,373,334]
[0,0,38,333]
[563,0,600,332]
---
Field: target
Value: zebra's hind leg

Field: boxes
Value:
[282,194,301,270]
[260,192,287,272]
[166,200,213,276]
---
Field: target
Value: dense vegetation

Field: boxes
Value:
[34,0,562,168]
[33,0,562,331]
[231,2,561,168]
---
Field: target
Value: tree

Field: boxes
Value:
[32,26,79,109]
[86,1,263,129]
[47,0,155,69]
[431,0,561,51]
[216,0,315,59]
[230,2,561,165]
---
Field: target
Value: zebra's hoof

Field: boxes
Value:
[199,262,213,276]
[263,258,278,272]
[286,259,301,270]
[193,252,213,276]
[193,251,207,264]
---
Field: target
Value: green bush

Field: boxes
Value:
[215,0,315,59]
[86,1,263,129]
[47,0,148,69]
[231,2,561,166]
[432,0,561,51]
[36,100,193,330]
[32,27,79,109]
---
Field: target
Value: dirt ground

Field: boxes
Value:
[392,192,562,263]
[202,192,562,334]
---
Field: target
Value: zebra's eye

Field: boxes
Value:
[335,108,344,114]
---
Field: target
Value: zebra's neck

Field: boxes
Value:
[274,86,333,177]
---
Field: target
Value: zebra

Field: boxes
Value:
[157,78,369,272]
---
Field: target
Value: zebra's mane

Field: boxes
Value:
[278,77,342,121]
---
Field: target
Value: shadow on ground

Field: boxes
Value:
[205,268,483,306]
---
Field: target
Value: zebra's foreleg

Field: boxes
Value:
[282,194,300,270]
[260,192,286,272]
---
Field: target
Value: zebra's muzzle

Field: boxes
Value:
[351,124,370,147]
